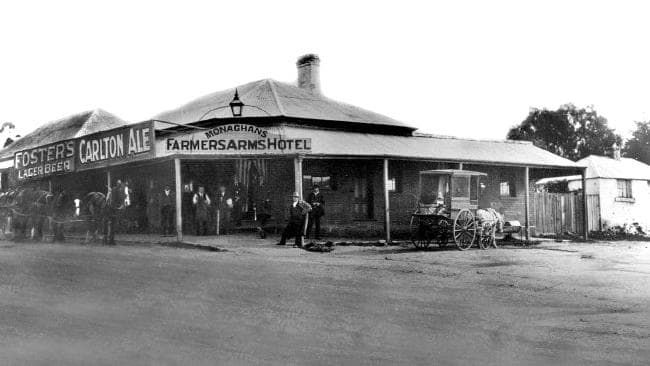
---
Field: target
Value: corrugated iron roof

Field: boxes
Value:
[153,79,413,130]
[578,155,650,180]
[277,126,579,168]
[0,109,128,159]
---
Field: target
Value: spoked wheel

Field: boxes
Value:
[436,219,450,248]
[478,223,496,250]
[410,215,432,249]
[453,209,477,250]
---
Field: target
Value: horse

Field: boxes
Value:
[83,191,109,243]
[83,185,129,244]
[47,190,74,242]
[0,189,20,238]
[475,208,504,248]
[11,188,53,241]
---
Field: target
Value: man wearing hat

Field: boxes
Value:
[277,192,311,247]
[192,185,211,236]
[159,184,175,236]
[306,184,325,240]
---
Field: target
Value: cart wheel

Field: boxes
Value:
[478,223,494,250]
[437,219,449,248]
[454,209,476,251]
[410,216,431,249]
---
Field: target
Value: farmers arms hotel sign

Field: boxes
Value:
[15,121,153,180]
[160,123,311,156]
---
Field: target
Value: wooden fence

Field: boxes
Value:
[533,192,599,236]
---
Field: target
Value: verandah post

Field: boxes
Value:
[174,158,183,242]
[524,166,530,241]
[582,167,588,240]
[383,158,391,244]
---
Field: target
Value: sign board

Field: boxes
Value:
[15,140,76,180]
[76,121,154,170]
[158,123,312,156]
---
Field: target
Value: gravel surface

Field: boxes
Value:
[0,239,648,365]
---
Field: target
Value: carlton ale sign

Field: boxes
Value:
[76,121,154,171]
[158,123,311,156]
[15,121,154,180]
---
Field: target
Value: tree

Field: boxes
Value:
[507,104,622,161]
[623,121,650,164]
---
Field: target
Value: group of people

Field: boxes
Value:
[153,182,327,246]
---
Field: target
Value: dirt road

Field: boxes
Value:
[0,239,648,365]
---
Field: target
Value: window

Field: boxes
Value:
[452,176,469,198]
[617,179,632,198]
[303,175,331,190]
[500,180,517,197]
[386,178,397,192]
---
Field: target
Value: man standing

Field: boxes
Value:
[306,185,325,240]
[215,185,232,234]
[192,186,211,236]
[160,185,175,236]
[104,179,126,245]
[277,192,311,247]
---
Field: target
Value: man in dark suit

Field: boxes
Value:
[277,192,311,247]
[306,185,325,240]
[159,185,175,236]
[215,185,233,234]
[192,186,211,236]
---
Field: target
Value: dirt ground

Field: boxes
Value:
[0,238,648,366]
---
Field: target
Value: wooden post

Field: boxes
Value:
[383,159,391,244]
[174,158,183,242]
[524,166,530,241]
[294,155,303,199]
[582,168,588,240]
[294,156,304,246]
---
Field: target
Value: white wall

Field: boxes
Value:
[596,178,650,230]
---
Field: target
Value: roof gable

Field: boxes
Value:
[0,109,127,159]
[153,79,413,130]
[578,155,650,180]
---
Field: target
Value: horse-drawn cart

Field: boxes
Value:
[410,169,503,250]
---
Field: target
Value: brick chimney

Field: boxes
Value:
[296,54,321,95]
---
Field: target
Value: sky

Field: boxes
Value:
[1,0,649,141]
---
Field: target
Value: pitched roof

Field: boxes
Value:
[578,155,650,180]
[0,109,127,159]
[153,79,413,130]
[275,126,580,168]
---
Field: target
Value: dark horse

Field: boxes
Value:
[84,186,126,245]
[48,190,74,242]
[11,188,53,241]
[0,189,20,238]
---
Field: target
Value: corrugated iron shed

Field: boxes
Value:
[0,109,128,160]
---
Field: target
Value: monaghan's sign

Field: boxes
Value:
[77,121,154,170]
[15,140,76,180]
[160,124,312,155]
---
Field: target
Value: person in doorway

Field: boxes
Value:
[215,185,233,234]
[160,185,175,236]
[306,185,325,240]
[277,192,311,247]
[192,186,211,236]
